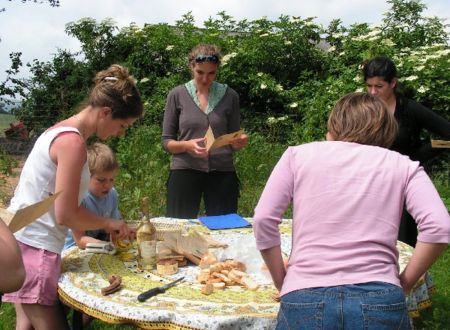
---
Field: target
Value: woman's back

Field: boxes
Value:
[254,141,449,296]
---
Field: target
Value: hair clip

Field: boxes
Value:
[104,76,119,81]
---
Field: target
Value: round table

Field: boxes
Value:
[58,218,434,330]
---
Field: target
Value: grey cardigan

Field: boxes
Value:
[161,84,240,172]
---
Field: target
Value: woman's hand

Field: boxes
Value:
[399,271,415,295]
[186,137,208,158]
[106,219,130,240]
[230,133,248,151]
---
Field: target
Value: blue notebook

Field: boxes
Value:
[199,213,252,230]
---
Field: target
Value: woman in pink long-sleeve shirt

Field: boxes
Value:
[253,93,450,330]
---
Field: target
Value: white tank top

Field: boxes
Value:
[10,127,90,254]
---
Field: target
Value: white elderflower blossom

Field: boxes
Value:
[382,39,395,47]
[353,76,362,82]
[165,45,174,51]
[355,87,364,92]
[257,72,264,77]
[289,102,298,108]
[260,33,270,37]
[404,75,419,81]
[327,46,336,53]
[366,29,381,37]
[284,40,292,45]
[260,83,267,89]
[267,117,276,124]
[140,77,150,83]
[418,86,429,93]
[276,84,283,91]
[416,65,425,71]
[221,52,237,65]
[436,49,450,56]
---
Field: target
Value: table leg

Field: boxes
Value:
[72,309,83,330]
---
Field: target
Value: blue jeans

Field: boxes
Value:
[276,282,411,330]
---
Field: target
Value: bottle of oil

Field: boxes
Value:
[136,197,157,270]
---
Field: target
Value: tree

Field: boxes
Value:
[382,0,448,48]
[7,0,59,6]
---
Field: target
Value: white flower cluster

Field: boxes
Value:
[221,52,238,65]
[417,86,429,94]
[267,115,289,125]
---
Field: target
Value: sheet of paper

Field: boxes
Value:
[204,128,244,151]
[1,192,60,233]
[162,230,209,259]
[204,126,215,151]
[431,139,450,148]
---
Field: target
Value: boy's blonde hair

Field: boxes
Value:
[327,92,398,148]
[87,143,119,175]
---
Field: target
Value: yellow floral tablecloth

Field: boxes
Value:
[58,218,433,330]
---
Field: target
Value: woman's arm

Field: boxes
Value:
[0,218,25,293]
[228,89,248,151]
[260,245,286,291]
[161,89,208,157]
[254,148,294,291]
[402,164,450,292]
[408,100,450,162]
[165,138,208,157]
[71,229,105,249]
[400,242,447,294]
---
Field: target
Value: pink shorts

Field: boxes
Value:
[2,242,61,306]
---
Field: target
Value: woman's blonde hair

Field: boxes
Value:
[87,143,119,175]
[327,92,398,148]
[188,44,222,68]
[88,64,143,120]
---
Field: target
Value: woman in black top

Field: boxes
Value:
[363,56,450,246]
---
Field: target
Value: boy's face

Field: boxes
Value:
[89,170,118,198]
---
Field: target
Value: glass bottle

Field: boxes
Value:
[136,197,157,270]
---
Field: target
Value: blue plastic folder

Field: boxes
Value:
[199,213,252,230]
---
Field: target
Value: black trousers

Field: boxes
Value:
[398,208,418,247]
[165,169,240,219]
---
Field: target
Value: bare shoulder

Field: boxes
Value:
[50,131,86,164]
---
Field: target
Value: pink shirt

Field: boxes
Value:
[253,141,450,296]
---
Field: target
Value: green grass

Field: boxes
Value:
[0,305,137,329]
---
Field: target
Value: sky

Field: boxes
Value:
[0,0,449,85]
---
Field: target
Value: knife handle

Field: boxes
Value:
[137,287,165,302]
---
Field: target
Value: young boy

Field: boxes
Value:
[64,143,121,250]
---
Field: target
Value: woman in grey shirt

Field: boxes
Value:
[162,44,248,218]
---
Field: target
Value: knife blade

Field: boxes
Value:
[137,277,184,302]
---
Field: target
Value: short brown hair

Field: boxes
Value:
[327,93,398,148]
[87,143,119,175]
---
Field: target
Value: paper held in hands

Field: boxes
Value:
[431,139,450,148]
[0,192,61,233]
[204,126,245,151]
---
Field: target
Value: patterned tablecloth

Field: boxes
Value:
[58,218,434,330]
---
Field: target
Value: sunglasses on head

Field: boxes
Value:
[194,54,219,64]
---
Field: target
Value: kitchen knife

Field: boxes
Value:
[137,276,184,302]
